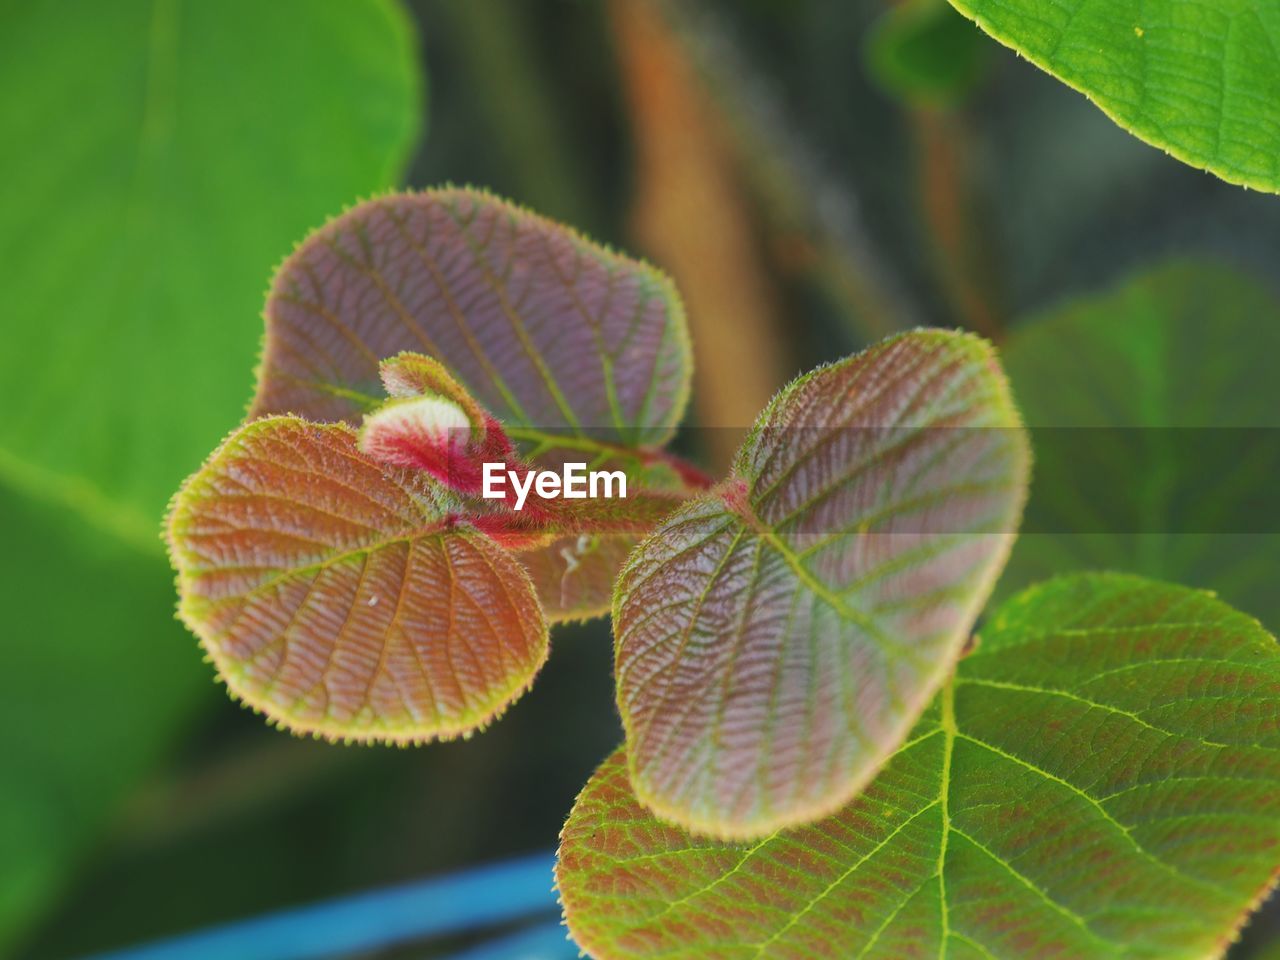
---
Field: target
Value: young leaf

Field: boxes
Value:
[947,0,1280,192]
[357,354,520,507]
[251,188,693,618]
[561,573,1280,960]
[1000,261,1280,631]
[612,330,1030,839]
[166,417,548,743]
[252,187,690,445]
[522,534,641,623]
[379,351,491,434]
[359,396,479,467]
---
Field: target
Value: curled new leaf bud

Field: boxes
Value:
[379,352,489,443]
[250,189,694,621]
[358,393,517,505]
[357,370,523,511]
[359,395,474,467]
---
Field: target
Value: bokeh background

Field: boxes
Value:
[3,1,1279,957]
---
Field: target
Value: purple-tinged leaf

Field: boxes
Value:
[250,188,693,619]
[251,188,690,447]
[613,330,1030,838]
[523,534,640,623]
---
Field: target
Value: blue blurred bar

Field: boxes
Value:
[82,851,561,960]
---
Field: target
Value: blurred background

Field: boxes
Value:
[3,0,1279,957]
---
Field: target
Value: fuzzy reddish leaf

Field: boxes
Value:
[613,330,1030,838]
[379,351,490,438]
[521,534,639,622]
[166,417,548,742]
[251,187,690,445]
[250,188,693,619]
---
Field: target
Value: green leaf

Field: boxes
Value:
[866,0,992,108]
[0,0,422,544]
[612,330,1030,839]
[1000,261,1280,631]
[0,490,211,947]
[251,188,694,618]
[947,0,1280,192]
[167,417,550,742]
[0,0,420,943]
[560,573,1280,960]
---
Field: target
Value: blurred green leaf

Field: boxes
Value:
[865,0,990,108]
[1000,261,1280,630]
[0,0,423,544]
[948,0,1280,192]
[1250,934,1280,960]
[0,489,212,948]
[0,0,424,946]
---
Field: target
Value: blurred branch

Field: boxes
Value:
[611,0,791,472]
[111,737,363,852]
[862,0,1006,337]
[912,107,1006,339]
[428,0,591,228]
[645,0,918,339]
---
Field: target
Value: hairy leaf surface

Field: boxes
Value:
[167,417,548,742]
[1001,262,1280,631]
[562,573,1280,959]
[523,534,640,622]
[613,330,1030,839]
[948,0,1280,192]
[252,188,692,617]
[252,188,690,445]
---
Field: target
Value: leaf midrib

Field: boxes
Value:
[671,663,1250,957]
